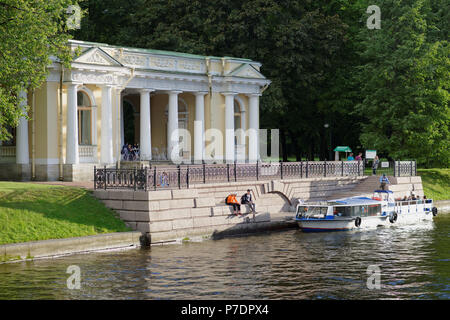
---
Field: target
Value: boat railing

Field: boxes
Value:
[394,199,431,205]
[393,199,433,213]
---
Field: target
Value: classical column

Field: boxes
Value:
[16,89,29,164]
[194,92,207,163]
[140,89,153,160]
[101,85,114,164]
[66,82,80,164]
[167,90,182,161]
[224,92,235,163]
[248,93,261,163]
[116,88,124,163]
[120,93,124,147]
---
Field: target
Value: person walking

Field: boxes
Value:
[121,144,129,161]
[355,152,363,161]
[372,155,380,175]
[160,172,169,187]
[347,153,355,161]
[379,173,390,190]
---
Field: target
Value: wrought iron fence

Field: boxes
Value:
[94,160,375,191]
[362,159,417,177]
[394,160,417,177]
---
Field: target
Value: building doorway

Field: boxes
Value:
[123,100,137,145]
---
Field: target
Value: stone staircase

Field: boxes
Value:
[326,175,424,200]
[327,175,380,200]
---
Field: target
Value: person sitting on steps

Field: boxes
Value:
[226,193,241,216]
[241,189,256,213]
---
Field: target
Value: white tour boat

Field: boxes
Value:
[295,190,438,232]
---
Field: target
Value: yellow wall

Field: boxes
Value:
[150,94,168,152]
[33,82,59,162]
[207,93,226,160]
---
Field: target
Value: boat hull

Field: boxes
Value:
[297,211,433,232]
[391,210,434,225]
[296,218,355,232]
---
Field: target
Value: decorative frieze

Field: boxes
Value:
[121,54,147,67]
[178,59,205,72]
[71,72,115,85]
[149,57,177,69]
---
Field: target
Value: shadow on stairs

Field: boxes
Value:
[326,175,383,200]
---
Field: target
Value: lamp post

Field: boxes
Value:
[324,123,332,161]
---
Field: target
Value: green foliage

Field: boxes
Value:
[0,0,79,140]
[417,168,450,201]
[355,0,449,167]
[0,182,130,244]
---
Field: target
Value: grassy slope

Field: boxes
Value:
[417,169,450,201]
[0,182,130,245]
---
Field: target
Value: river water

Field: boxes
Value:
[0,215,448,300]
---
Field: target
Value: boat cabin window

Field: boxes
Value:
[333,206,352,217]
[297,206,328,218]
[333,204,381,217]
[368,204,381,216]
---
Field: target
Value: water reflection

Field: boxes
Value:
[0,215,448,299]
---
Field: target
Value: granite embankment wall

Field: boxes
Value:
[93,175,430,243]
[435,200,450,213]
[0,232,142,263]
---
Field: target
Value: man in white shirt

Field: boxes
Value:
[241,189,256,213]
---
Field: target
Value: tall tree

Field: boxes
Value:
[0,0,77,140]
[355,0,449,167]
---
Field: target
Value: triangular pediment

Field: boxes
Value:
[74,47,123,66]
[228,64,265,79]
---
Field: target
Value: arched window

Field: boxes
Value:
[77,91,92,145]
[234,101,241,131]
[234,99,246,145]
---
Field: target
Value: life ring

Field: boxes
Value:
[355,217,361,227]
[389,212,398,223]
[432,207,438,216]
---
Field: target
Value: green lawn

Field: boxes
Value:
[417,169,450,201]
[0,182,130,245]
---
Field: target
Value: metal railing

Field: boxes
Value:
[363,160,417,177]
[94,160,367,191]
[394,160,417,177]
[0,146,16,157]
[94,160,417,191]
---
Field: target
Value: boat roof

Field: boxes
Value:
[299,197,381,207]
[333,197,381,205]
[373,190,393,193]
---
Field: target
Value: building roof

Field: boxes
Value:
[69,39,257,64]
[334,146,352,152]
